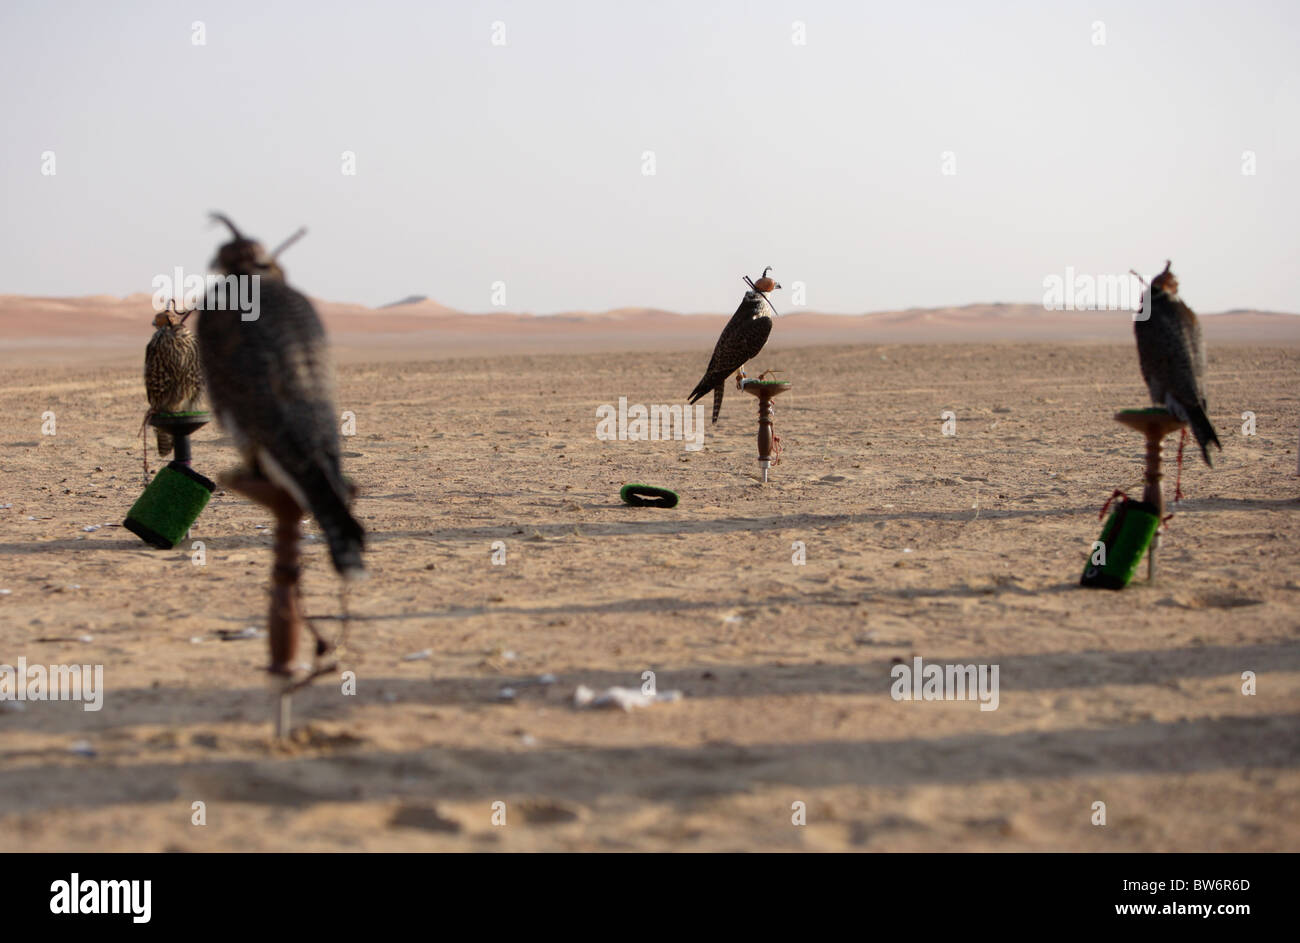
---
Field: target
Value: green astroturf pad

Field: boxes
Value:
[620,484,680,508]
[1116,407,1174,417]
[1079,497,1160,590]
[123,463,216,549]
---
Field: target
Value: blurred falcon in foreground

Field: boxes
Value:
[199,214,365,578]
[688,267,781,424]
[1134,260,1222,468]
[143,299,203,457]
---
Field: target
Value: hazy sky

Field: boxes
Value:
[1,0,1297,314]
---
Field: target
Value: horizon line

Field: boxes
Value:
[3,293,1298,320]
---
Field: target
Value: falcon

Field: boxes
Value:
[1134,261,1222,491]
[688,267,781,423]
[199,214,365,577]
[143,299,203,457]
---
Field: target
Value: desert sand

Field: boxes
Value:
[0,298,1298,851]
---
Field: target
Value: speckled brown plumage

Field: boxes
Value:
[143,307,203,455]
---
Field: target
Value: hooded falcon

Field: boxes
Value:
[688,267,781,423]
[143,299,203,456]
[1134,260,1221,467]
[198,214,365,578]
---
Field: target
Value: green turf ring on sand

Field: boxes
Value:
[620,484,679,508]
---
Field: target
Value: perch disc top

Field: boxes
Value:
[1115,407,1174,417]
[620,484,680,508]
[149,410,212,434]
[1113,407,1186,436]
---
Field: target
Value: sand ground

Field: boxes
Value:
[0,339,1298,851]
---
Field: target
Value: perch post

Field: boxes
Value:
[1114,408,1186,582]
[740,378,791,483]
[276,691,292,740]
[220,469,308,738]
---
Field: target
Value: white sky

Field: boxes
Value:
[1,0,1296,314]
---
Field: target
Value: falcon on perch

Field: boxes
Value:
[143,299,203,457]
[688,267,781,424]
[1134,260,1221,469]
[199,214,365,577]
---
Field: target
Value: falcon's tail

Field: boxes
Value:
[155,428,174,457]
[281,459,366,578]
[1186,404,1222,467]
[688,375,725,424]
[315,496,366,578]
[687,375,713,405]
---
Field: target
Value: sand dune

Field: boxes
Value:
[3,295,1297,367]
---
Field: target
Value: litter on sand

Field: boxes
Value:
[216,627,264,641]
[573,685,683,712]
